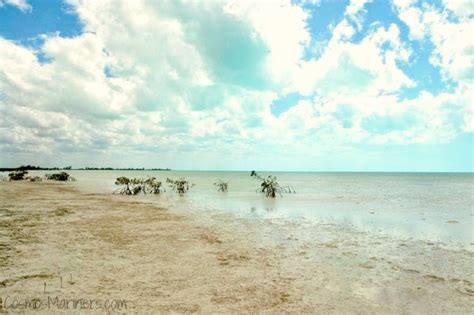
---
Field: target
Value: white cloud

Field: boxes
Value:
[1,0,292,159]
[428,16,474,83]
[392,0,425,40]
[393,0,474,84]
[332,19,356,42]
[265,81,472,147]
[345,0,372,16]
[0,0,31,12]
[224,0,310,86]
[442,0,474,19]
[295,22,412,96]
[0,0,471,168]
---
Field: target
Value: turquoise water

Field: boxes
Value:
[8,170,474,249]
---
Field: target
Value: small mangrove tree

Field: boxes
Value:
[213,180,229,192]
[45,172,75,181]
[114,176,165,195]
[8,170,28,181]
[166,177,194,194]
[251,171,295,198]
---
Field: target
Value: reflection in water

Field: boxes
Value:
[250,206,276,214]
[13,170,474,249]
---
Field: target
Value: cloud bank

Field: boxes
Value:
[0,0,472,170]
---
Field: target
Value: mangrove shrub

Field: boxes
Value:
[114,176,165,195]
[251,171,295,198]
[8,170,28,181]
[45,172,75,181]
[166,177,194,194]
[214,180,229,192]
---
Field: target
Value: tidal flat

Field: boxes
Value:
[0,181,473,313]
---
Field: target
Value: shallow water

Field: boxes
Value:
[6,170,474,249]
[2,181,472,313]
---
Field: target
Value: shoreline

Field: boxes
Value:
[4,169,473,250]
[0,182,473,313]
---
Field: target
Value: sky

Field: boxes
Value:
[0,0,472,171]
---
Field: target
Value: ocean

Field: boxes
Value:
[6,170,474,249]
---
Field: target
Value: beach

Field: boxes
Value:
[1,0,473,312]
[0,178,473,313]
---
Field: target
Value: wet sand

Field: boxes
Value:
[0,182,473,313]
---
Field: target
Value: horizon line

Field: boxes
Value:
[1,166,472,174]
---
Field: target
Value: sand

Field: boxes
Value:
[0,181,473,313]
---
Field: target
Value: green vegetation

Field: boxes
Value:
[45,172,75,181]
[144,177,166,194]
[114,176,193,195]
[115,177,139,195]
[8,171,28,181]
[81,167,170,171]
[214,180,229,192]
[251,171,295,198]
[0,165,171,172]
[114,176,165,195]
[166,177,194,194]
[0,165,68,172]
[6,171,71,182]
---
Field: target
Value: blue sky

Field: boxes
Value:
[0,0,472,171]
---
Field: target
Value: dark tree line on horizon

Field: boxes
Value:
[0,165,69,172]
[0,165,171,172]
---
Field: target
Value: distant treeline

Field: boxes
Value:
[78,167,171,171]
[0,165,171,172]
[0,165,69,172]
